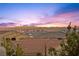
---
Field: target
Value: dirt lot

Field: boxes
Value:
[16,39,61,56]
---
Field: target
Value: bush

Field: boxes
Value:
[48,22,79,56]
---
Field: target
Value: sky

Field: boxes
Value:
[0,3,79,27]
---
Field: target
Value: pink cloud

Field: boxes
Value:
[2,11,79,27]
[38,11,79,27]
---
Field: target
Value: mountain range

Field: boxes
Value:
[0,23,17,27]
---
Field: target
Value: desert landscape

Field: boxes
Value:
[0,3,79,56]
[0,26,66,56]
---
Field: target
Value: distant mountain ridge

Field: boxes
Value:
[0,23,16,27]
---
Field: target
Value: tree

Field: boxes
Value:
[16,44,23,56]
[60,23,79,56]
[48,47,57,56]
[3,38,14,56]
[48,22,79,56]
[2,38,24,56]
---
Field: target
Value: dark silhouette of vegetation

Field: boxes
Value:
[11,38,16,41]
[67,22,71,31]
[36,52,42,56]
[48,22,79,56]
[57,38,63,40]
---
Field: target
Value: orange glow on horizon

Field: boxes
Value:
[36,23,67,27]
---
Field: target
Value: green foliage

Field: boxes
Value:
[48,22,79,56]
[3,38,14,56]
[48,47,57,56]
[2,38,23,56]
[16,44,23,56]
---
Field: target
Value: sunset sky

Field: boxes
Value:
[0,3,79,27]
